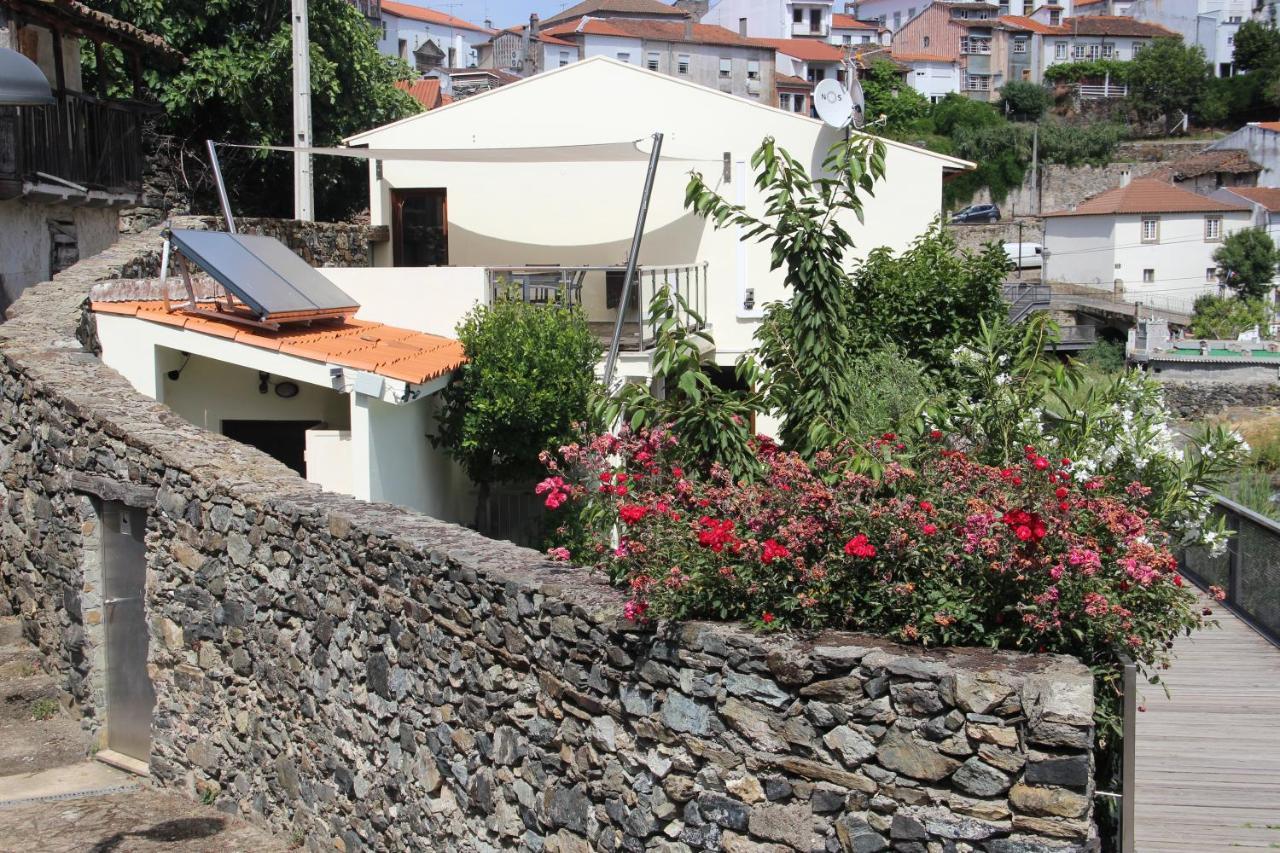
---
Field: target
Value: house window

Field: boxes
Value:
[1101,43,1114,58]
[678,53,690,74]
[647,51,660,71]
[1205,215,1223,241]
[923,35,931,47]
[1143,268,1155,283]
[1055,41,1068,60]
[893,11,902,29]
[793,94,806,112]
[1131,42,1143,56]
[1141,216,1159,243]
[398,38,409,60]
[1229,14,1243,22]
[747,60,760,79]
[1072,44,1086,59]
[965,74,991,90]
[811,8,823,31]
[380,19,387,40]
[617,51,631,63]
[1013,38,1027,53]
[780,92,792,110]
[720,58,732,78]
[908,7,916,17]
[1086,44,1101,59]
[794,8,804,23]
[843,34,852,44]
[1049,9,1061,24]
[560,50,570,67]
[1207,267,1218,283]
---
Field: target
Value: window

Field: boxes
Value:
[780,92,792,110]
[1205,215,1223,241]
[1049,9,1061,24]
[965,73,991,91]
[843,34,852,44]
[747,60,760,79]
[1142,268,1155,283]
[794,8,804,23]
[398,38,408,60]
[1101,43,1114,58]
[646,51,659,71]
[961,36,991,54]
[1141,216,1159,243]
[1013,38,1027,53]
[908,7,916,18]
[1055,41,1068,60]
[720,58,732,77]
[793,94,806,113]
[811,8,823,31]
[923,35,931,47]
[678,53,690,74]
[860,35,870,43]
[1207,267,1219,283]
[1072,44,1086,59]
[380,19,387,40]
[1229,14,1243,22]
[1131,42,1143,56]
[893,11,902,29]
[560,50,571,67]
[617,51,631,63]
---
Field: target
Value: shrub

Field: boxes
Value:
[1215,228,1280,300]
[999,80,1052,121]
[1076,339,1126,374]
[1043,59,1132,84]
[542,426,1210,738]
[1037,120,1125,168]
[1189,293,1268,339]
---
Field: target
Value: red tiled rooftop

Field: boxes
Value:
[395,78,446,109]
[542,0,689,26]
[832,13,882,29]
[755,37,847,62]
[379,1,493,33]
[1226,186,1280,212]
[92,301,465,386]
[554,17,765,47]
[1043,178,1253,217]
[1255,121,1280,133]
[998,14,1060,33]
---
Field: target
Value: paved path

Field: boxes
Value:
[1133,593,1280,851]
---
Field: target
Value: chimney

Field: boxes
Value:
[484,17,492,29]
[529,12,540,36]
[1119,167,1132,188]
[685,13,693,39]
[739,16,748,36]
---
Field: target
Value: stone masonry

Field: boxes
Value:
[0,222,1099,852]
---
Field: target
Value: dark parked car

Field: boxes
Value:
[950,203,1001,224]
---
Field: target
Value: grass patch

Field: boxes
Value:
[30,698,58,721]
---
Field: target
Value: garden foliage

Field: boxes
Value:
[1190,293,1269,339]
[1214,229,1280,301]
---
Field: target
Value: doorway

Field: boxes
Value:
[392,188,449,266]
[222,419,319,475]
[101,500,154,764]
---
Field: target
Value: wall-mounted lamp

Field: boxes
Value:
[258,371,270,394]
[166,352,191,381]
[275,381,300,399]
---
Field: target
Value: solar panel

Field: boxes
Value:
[169,229,359,323]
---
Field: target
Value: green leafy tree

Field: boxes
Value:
[860,59,931,135]
[1232,20,1280,73]
[1189,293,1268,338]
[84,0,419,219]
[930,93,1002,134]
[1214,229,1280,300]
[1126,38,1211,133]
[1036,120,1125,167]
[685,135,887,455]
[434,292,602,526]
[596,287,762,477]
[999,80,1052,121]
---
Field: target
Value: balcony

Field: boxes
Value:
[485,263,709,352]
[0,92,152,201]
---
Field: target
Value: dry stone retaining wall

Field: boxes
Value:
[1158,380,1280,419]
[0,222,1099,852]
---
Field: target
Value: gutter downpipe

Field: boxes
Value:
[602,132,664,389]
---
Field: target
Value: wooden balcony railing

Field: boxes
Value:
[0,91,151,198]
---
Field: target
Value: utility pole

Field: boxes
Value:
[1017,219,1024,280]
[292,0,314,221]
[1030,122,1039,215]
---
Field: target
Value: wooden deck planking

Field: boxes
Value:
[1133,591,1280,851]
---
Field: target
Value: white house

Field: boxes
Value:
[1123,0,1250,76]
[1038,15,1179,71]
[1209,123,1280,186]
[376,0,493,70]
[346,57,970,376]
[1043,178,1254,312]
[701,0,837,40]
[830,12,890,44]
[896,51,961,100]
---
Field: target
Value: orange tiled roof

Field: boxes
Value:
[1255,121,1280,133]
[395,78,447,109]
[380,0,493,33]
[92,301,465,386]
[556,17,766,47]
[998,14,1060,33]
[775,73,813,88]
[1227,186,1280,212]
[1058,15,1179,36]
[831,13,881,29]
[1043,178,1253,217]
[543,0,689,26]
[755,37,847,62]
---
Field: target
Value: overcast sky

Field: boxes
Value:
[406,0,641,30]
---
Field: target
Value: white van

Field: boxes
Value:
[1003,242,1043,270]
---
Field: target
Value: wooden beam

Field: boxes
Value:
[92,39,107,98]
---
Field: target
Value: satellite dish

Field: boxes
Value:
[0,47,55,106]
[849,77,866,129]
[813,78,853,129]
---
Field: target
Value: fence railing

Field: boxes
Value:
[0,92,150,195]
[1003,282,1051,323]
[1178,493,1280,646]
[1056,324,1098,346]
[1078,83,1128,99]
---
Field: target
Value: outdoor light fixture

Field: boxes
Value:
[258,371,270,395]
[165,352,191,381]
[0,48,56,106]
[275,381,300,399]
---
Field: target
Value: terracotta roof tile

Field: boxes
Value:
[543,0,689,26]
[560,17,766,47]
[755,37,847,62]
[1043,178,1253,217]
[1058,15,1180,36]
[1225,187,1280,212]
[831,14,882,29]
[1255,121,1280,133]
[775,73,813,88]
[395,78,446,109]
[91,301,465,386]
[998,14,1060,33]
[379,1,493,33]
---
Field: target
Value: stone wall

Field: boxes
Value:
[1158,380,1280,419]
[0,223,1099,853]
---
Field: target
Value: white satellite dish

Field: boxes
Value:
[849,77,866,129]
[813,78,853,129]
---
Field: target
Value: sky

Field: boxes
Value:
[397,0,659,30]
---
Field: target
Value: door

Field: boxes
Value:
[392,188,449,266]
[222,420,319,476]
[101,500,154,763]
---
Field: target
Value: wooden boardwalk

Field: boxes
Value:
[1133,593,1280,851]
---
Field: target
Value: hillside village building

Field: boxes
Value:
[1124,0,1251,76]
[1043,178,1253,313]
[1209,123,1280,186]
[701,0,840,39]
[375,0,493,70]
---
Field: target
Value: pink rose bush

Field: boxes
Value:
[541,427,1203,692]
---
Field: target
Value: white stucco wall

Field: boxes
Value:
[1210,125,1280,185]
[377,12,486,67]
[352,57,965,363]
[320,266,486,337]
[702,0,792,38]
[0,201,119,312]
[906,60,959,100]
[1044,215,1116,290]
